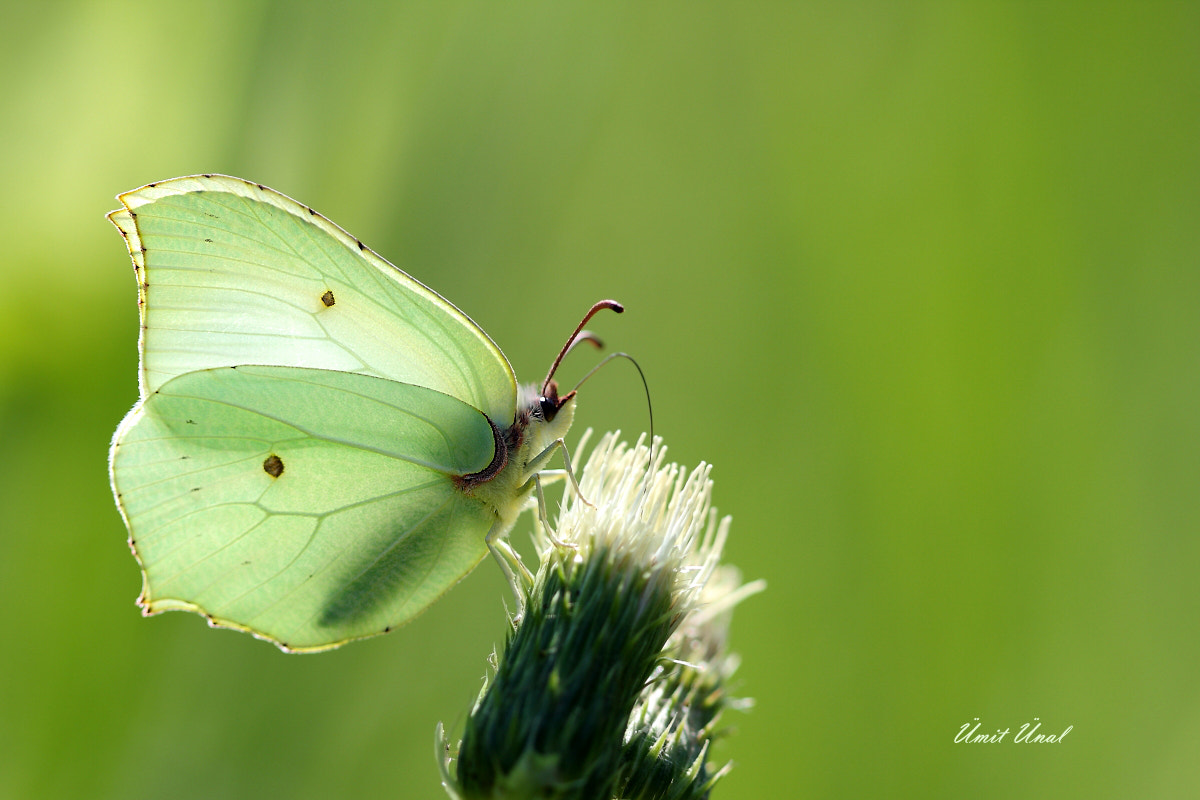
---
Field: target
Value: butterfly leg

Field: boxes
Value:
[524,437,591,509]
[534,469,567,486]
[486,528,534,622]
[556,439,592,509]
[533,473,576,550]
[523,437,597,552]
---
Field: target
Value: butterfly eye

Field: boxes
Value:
[537,380,565,421]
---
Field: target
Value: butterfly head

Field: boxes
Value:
[519,379,576,453]
[537,380,574,424]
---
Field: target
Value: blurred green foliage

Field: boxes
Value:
[1,2,1198,798]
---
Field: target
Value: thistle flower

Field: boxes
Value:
[440,433,763,800]
[615,564,762,800]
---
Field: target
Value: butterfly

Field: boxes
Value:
[108,174,620,651]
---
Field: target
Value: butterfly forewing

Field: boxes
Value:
[110,175,516,424]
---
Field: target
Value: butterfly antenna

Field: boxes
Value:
[543,299,624,396]
[563,330,606,356]
[571,351,655,468]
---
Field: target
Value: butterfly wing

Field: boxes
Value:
[111,365,498,652]
[108,175,515,424]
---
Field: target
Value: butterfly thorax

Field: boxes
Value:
[455,380,575,525]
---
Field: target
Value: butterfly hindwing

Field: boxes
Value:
[111,365,498,651]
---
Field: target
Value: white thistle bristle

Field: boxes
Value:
[553,432,730,617]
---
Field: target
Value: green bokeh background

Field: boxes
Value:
[2,3,1197,798]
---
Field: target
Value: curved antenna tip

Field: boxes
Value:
[543,300,626,394]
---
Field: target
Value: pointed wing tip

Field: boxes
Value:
[108,175,237,218]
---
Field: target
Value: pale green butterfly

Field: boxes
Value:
[109,174,621,652]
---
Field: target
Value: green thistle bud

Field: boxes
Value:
[617,565,762,800]
[440,434,762,800]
